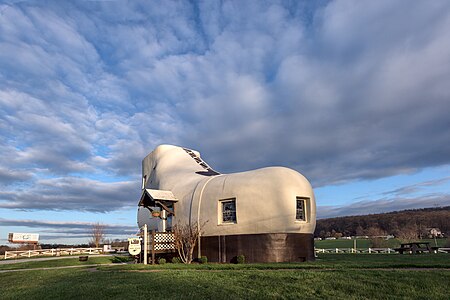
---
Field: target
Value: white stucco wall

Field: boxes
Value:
[137,144,316,236]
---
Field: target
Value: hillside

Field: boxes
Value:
[314,206,450,238]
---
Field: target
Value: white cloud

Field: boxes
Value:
[0,217,137,240]
[0,0,449,216]
[0,177,139,212]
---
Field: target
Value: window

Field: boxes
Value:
[296,197,307,221]
[221,199,237,223]
[142,175,147,190]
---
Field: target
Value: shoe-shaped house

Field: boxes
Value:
[137,145,316,262]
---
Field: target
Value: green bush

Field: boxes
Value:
[172,257,181,264]
[111,255,133,263]
[157,258,166,265]
[236,255,245,264]
[199,256,208,264]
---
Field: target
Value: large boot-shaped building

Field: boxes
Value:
[137,145,316,262]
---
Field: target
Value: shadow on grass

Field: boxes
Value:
[98,253,450,272]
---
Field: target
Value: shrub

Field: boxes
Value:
[111,255,133,263]
[172,257,181,264]
[158,258,166,265]
[236,255,245,264]
[199,256,208,264]
[370,237,388,248]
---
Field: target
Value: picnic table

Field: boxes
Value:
[394,242,432,254]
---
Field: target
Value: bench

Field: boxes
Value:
[393,247,416,254]
[394,242,432,254]
[431,246,440,253]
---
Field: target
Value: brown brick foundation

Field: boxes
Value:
[200,233,314,263]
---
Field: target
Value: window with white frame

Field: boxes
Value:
[296,197,307,221]
[220,199,237,223]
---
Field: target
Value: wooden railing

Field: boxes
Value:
[4,248,103,259]
[144,231,176,264]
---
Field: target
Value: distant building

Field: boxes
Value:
[426,228,443,238]
[8,233,39,244]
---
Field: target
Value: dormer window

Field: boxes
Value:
[142,175,147,190]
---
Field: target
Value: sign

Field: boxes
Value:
[128,237,142,255]
[8,233,39,243]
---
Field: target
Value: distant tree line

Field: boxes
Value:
[315,206,450,241]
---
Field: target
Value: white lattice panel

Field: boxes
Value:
[154,243,175,250]
[153,233,175,243]
[149,233,175,251]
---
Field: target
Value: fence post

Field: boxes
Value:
[151,230,156,265]
[143,224,148,265]
[369,248,372,253]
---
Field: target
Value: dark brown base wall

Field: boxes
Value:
[200,233,315,263]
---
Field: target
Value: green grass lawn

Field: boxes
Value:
[1,254,449,299]
[2,267,448,299]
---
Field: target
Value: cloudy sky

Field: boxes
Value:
[1,0,449,244]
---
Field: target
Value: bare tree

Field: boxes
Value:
[173,221,206,264]
[366,226,388,248]
[90,222,105,248]
[396,224,419,243]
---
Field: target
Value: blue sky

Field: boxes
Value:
[1,0,449,245]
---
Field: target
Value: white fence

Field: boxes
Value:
[315,247,450,254]
[4,248,103,260]
[315,248,395,254]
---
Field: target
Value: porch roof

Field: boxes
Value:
[138,189,178,206]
